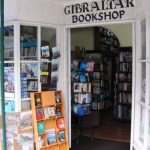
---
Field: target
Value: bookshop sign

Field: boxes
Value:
[64,0,135,24]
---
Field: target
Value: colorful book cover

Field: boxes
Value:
[43,107,49,118]
[55,107,62,117]
[56,118,65,130]
[48,107,55,117]
[41,46,50,58]
[37,122,45,134]
[58,131,66,142]
[35,95,42,106]
[46,129,56,145]
[36,108,43,120]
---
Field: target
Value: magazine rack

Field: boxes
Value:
[30,90,69,150]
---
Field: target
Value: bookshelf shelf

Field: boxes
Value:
[114,47,132,121]
[30,90,69,150]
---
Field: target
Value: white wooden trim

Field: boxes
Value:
[14,22,21,112]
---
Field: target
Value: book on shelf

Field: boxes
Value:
[41,46,50,58]
[39,136,45,148]
[36,108,43,120]
[37,121,45,134]
[58,130,66,142]
[56,118,65,130]
[55,92,61,103]
[35,95,42,106]
[27,80,38,91]
[43,107,55,118]
[55,107,62,117]
[46,128,57,145]
[48,107,56,117]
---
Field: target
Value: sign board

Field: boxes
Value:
[64,0,136,25]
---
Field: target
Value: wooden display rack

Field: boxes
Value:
[30,91,69,150]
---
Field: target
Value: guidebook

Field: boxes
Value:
[46,128,56,145]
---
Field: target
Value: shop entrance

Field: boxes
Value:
[68,23,133,150]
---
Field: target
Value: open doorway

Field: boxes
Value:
[69,23,133,150]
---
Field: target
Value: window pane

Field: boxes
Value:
[141,63,146,102]
[139,106,145,142]
[141,19,146,59]
[20,25,38,61]
[4,26,14,61]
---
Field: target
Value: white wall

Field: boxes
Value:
[71,23,132,50]
[71,27,94,50]
[103,23,132,47]
[4,0,18,21]
[5,0,64,25]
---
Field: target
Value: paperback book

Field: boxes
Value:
[37,121,45,134]
[41,46,50,58]
[46,128,56,145]
[36,108,43,120]
[56,118,65,130]
[55,107,62,117]
[58,130,66,142]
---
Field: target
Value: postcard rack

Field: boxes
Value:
[30,90,69,150]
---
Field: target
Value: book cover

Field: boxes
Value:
[39,136,45,148]
[48,107,55,117]
[58,131,66,142]
[56,118,65,130]
[73,83,82,93]
[37,122,45,134]
[4,67,15,99]
[34,95,42,106]
[55,107,62,117]
[52,47,60,58]
[20,111,32,130]
[36,108,43,120]
[21,63,38,79]
[55,92,61,103]
[46,129,56,145]
[41,46,50,58]
[43,107,49,118]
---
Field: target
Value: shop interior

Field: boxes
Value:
[70,23,132,150]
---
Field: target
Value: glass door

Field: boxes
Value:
[132,16,150,150]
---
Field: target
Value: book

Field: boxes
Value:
[39,136,45,148]
[55,92,61,103]
[36,108,43,120]
[43,107,49,118]
[46,129,56,145]
[37,122,45,134]
[34,95,42,106]
[58,131,66,142]
[48,107,55,117]
[56,118,65,130]
[55,107,62,117]
[41,46,50,58]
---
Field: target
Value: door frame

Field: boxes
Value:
[63,20,136,149]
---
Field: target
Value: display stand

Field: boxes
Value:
[30,91,69,150]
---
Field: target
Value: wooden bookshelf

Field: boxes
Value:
[30,91,69,150]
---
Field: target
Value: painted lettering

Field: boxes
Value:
[91,2,100,11]
[126,0,134,7]
[82,3,89,12]
[64,6,70,15]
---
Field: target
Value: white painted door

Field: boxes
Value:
[131,15,150,150]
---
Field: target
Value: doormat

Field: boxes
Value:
[71,136,130,150]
